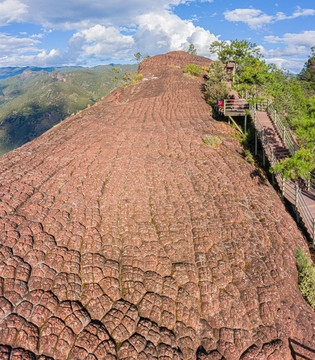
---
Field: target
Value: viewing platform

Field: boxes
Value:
[214,98,249,116]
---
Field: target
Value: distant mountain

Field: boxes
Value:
[0,64,137,155]
[0,66,85,81]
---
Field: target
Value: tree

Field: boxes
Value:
[187,44,197,55]
[209,40,262,66]
[133,52,151,64]
[204,61,229,105]
[298,46,315,91]
[111,67,120,82]
[273,96,315,179]
[134,52,142,64]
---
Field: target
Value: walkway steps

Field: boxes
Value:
[254,108,315,242]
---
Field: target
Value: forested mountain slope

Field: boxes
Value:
[0,64,136,155]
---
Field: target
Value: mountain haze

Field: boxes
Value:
[0,52,313,360]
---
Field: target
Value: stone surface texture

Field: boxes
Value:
[0,51,314,359]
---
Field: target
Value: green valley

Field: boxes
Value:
[0,64,137,155]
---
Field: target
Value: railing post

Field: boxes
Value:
[244,114,247,133]
[255,130,258,156]
[270,149,274,165]
[295,184,300,222]
[274,108,276,120]
[283,127,286,143]
[261,129,266,166]
[307,178,310,192]
[282,177,285,197]
[224,99,226,116]
[313,218,315,245]
[263,149,265,166]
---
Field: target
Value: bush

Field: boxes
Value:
[295,247,315,310]
[183,64,202,77]
[122,72,143,87]
[203,135,222,147]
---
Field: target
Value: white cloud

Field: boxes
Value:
[70,25,134,60]
[0,0,28,26]
[264,31,315,58]
[0,49,62,67]
[265,57,306,74]
[264,31,315,73]
[224,9,273,29]
[0,33,40,56]
[66,10,218,62]
[224,7,315,29]
[10,0,209,30]
[134,11,218,56]
[265,31,315,48]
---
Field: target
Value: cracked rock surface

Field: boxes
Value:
[0,51,314,359]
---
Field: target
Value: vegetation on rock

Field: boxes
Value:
[295,247,315,310]
[122,72,143,87]
[183,63,202,77]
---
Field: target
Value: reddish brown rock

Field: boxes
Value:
[0,51,314,359]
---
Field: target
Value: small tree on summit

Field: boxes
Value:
[133,52,150,65]
[187,44,197,55]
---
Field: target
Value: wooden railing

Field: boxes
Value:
[266,102,298,156]
[250,105,315,243]
[250,100,314,194]
[213,98,315,241]
[214,99,249,116]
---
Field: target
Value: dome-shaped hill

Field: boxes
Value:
[0,51,314,360]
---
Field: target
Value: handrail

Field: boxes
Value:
[266,102,298,156]
[250,106,315,243]
[254,101,314,194]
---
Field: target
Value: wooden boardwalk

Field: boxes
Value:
[215,99,315,242]
[255,109,315,241]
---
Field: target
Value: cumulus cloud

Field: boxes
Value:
[224,9,273,29]
[0,49,62,67]
[10,0,208,30]
[0,0,28,26]
[134,11,218,56]
[67,10,218,62]
[265,57,306,74]
[0,33,40,56]
[263,31,315,73]
[224,7,315,29]
[264,31,315,58]
[265,31,315,48]
[0,1,221,66]
[70,25,134,60]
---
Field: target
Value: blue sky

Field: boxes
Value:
[0,0,314,73]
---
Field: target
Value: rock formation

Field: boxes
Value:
[0,51,314,359]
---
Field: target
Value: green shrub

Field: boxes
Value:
[203,135,222,147]
[295,247,315,310]
[183,64,202,77]
[122,72,143,87]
